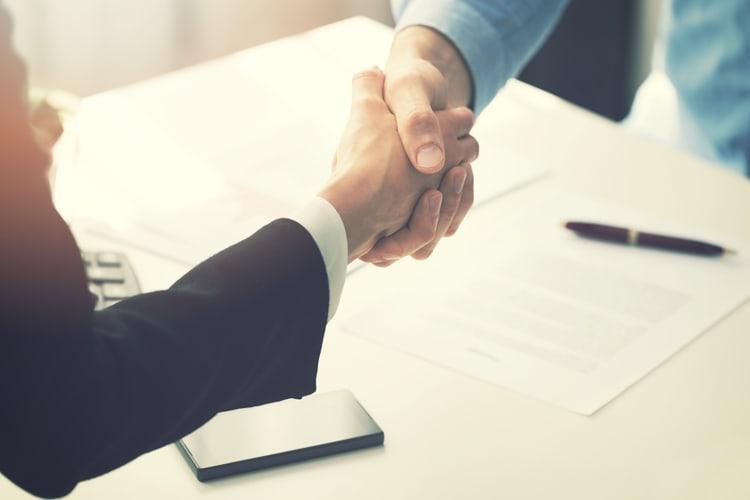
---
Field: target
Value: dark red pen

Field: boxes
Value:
[564,221,736,257]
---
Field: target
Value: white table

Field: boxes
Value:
[5,17,750,500]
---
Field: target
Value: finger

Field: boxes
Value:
[350,67,386,111]
[411,166,466,260]
[371,260,396,268]
[446,162,475,237]
[358,250,386,264]
[444,134,479,170]
[360,254,398,268]
[386,71,446,174]
[361,190,442,262]
[436,107,474,139]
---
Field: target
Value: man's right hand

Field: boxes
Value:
[319,68,478,263]
[384,26,473,175]
[360,26,476,264]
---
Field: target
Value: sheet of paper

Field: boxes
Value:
[54,18,546,265]
[339,188,750,415]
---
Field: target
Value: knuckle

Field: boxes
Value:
[453,107,476,130]
[404,108,437,132]
[437,106,474,133]
[456,106,475,121]
[468,136,479,160]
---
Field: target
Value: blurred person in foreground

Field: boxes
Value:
[0,3,479,497]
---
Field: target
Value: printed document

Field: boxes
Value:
[340,189,750,414]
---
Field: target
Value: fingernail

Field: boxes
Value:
[416,144,443,171]
[453,170,467,194]
[429,193,442,216]
[382,253,399,260]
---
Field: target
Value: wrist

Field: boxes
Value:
[388,26,472,107]
[319,180,381,263]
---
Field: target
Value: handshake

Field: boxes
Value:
[320,65,478,266]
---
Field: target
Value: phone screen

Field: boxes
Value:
[176,389,384,481]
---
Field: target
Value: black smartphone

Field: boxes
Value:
[176,390,384,481]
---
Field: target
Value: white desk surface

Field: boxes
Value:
[5,17,750,500]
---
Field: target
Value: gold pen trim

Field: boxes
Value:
[627,228,638,245]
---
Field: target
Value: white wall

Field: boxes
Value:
[5,0,663,107]
[5,0,392,96]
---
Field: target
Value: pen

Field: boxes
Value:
[564,221,736,256]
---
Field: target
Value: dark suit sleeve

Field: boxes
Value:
[0,5,329,498]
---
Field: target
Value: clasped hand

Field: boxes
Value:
[320,68,477,264]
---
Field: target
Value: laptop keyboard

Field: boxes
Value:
[82,251,141,310]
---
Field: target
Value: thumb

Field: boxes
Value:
[386,73,445,174]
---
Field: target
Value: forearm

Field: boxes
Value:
[387,25,472,108]
[79,220,329,478]
[1,219,329,498]
[391,0,569,114]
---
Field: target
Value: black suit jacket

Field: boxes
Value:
[0,6,329,498]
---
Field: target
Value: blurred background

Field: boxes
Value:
[6,0,661,121]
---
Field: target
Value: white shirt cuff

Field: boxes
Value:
[291,197,348,321]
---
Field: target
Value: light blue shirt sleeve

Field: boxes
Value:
[665,0,750,175]
[392,0,568,114]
